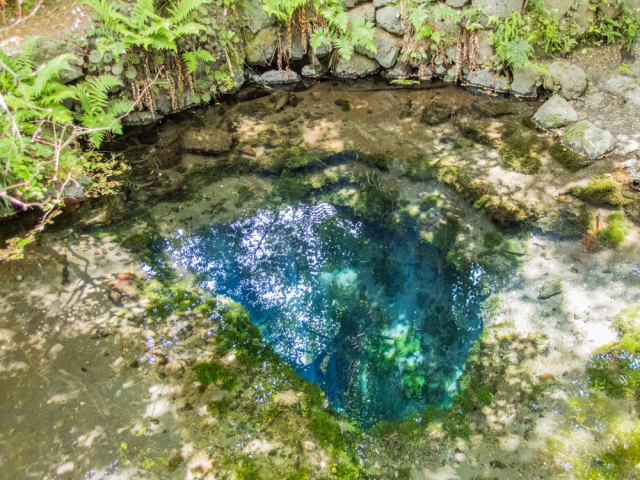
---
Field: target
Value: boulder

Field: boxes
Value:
[183,128,233,154]
[572,0,595,35]
[245,27,279,66]
[533,95,578,128]
[384,61,412,79]
[302,63,328,77]
[239,0,275,34]
[543,61,588,100]
[563,121,617,159]
[373,0,396,6]
[543,0,574,18]
[334,53,380,78]
[474,30,495,65]
[253,69,301,85]
[603,75,637,94]
[344,0,368,8]
[348,3,375,24]
[471,0,524,18]
[376,6,404,35]
[447,0,470,6]
[511,66,540,95]
[357,27,403,68]
[625,87,640,106]
[463,69,508,90]
[31,36,83,84]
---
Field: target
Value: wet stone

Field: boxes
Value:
[501,240,528,256]
[182,128,232,155]
[539,279,563,299]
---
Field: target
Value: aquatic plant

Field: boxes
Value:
[483,230,504,249]
[597,213,629,247]
[572,175,624,206]
[193,361,237,390]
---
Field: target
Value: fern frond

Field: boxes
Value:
[168,0,211,23]
[182,48,215,74]
[32,55,78,96]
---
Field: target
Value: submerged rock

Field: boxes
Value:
[533,95,578,128]
[539,279,562,299]
[302,63,328,78]
[543,61,588,100]
[501,240,528,256]
[334,53,380,78]
[464,69,508,90]
[183,128,232,154]
[563,121,617,159]
[384,61,412,80]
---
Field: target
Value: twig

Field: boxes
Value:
[0,0,44,32]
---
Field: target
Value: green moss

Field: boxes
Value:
[547,142,587,172]
[572,176,624,206]
[500,148,542,174]
[582,422,640,480]
[432,218,460,251]
[353,173,400,228]
[120,232,152,252]
[597,213,629,248]
[418,193,441,211]
[193,361,237,390]
[587,303,640,399]
[236,456,261,480]
[483,230,504,249]
[362,153,391,170]
[206,397,233,415]
[334,99,351,111]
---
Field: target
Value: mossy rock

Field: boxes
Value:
[572,175,625,206]
[597,213,629,247]
[501,239,527,256]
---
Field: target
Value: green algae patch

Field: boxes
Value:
[588,303,640,400]
[598,213,630,248]
[193,361,237,390]
[500,148,542,174]
[483,230,505,249]
[572,175,625,206]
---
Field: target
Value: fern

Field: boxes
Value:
[183,48,215,73]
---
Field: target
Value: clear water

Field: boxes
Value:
[161,202,487,424]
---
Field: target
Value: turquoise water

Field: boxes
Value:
[159,202,487,425]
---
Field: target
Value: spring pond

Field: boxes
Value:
[2,79,640,479]
[155,201,486,424]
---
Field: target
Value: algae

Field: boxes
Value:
[597,213,629,248]
[572,175,625,206]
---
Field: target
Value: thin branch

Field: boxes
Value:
[0,0,44,32]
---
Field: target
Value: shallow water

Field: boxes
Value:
[156,202,486,424]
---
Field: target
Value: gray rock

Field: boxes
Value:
[629,61,640,78]
[376,6,404,35]
[625,87,640,106]
[463,69,508,90]
[600,0,622,19]
[563,121,617,159]
[446,0,470,7]
[533,95,578,128]
[302,63,328,77]
[373,0,396,6]
[543,61,588,100]
[511,66,540,95]
[122,111,163,126]
[543,0,574,18]
[183,128,232,154]
[357,27,402,68]
[348,2,375,24]
[290,38,306,61]
[502,240,528,256]
[31,36,83,84]
[474,30,495,65]
[384,61,412,79]
[604,75,636,94]
[471,0,524,18]
[539,279,562,299]
[334,53,380,78]
[239,0,275,34]
[245,27,279,66]
[572,0,594,35]
[344,0,368,8]
[253,69,301,85]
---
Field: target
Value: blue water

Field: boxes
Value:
[162,203,486,424]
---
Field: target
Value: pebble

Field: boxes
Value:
[16,275,23,281]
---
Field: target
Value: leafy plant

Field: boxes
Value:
[264,0,377,60]
[489,11,536,71]
[527,0,577,53]
[0,40,134,259]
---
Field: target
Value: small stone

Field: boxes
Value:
[501,240,528,256]
[16,275,23,281]
[539,279,562,299]
[536,372,557,380]
[241,147,256,156]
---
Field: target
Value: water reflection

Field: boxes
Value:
[162,203,486,424]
